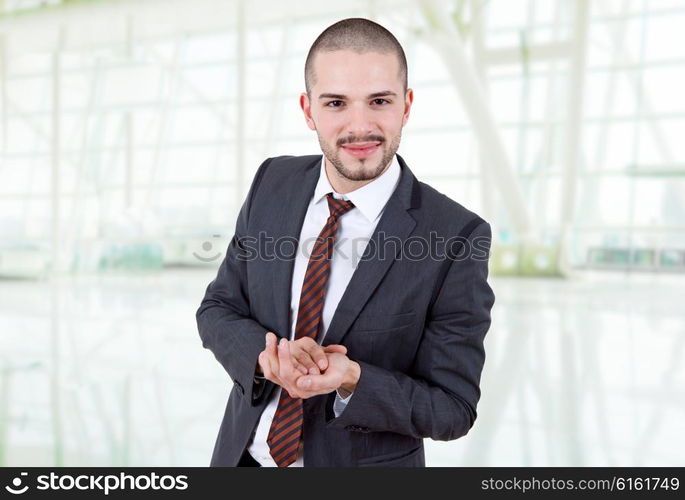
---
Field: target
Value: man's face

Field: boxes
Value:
[300,50,413,188]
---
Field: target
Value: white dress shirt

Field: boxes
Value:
[247,154,401,467]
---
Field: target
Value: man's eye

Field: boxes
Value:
[372,98,389,105]
[326,100,344,108]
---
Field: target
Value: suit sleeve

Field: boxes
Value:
[196,157,273,405]
[326,221,495,440]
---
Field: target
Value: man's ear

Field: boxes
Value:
[300,92,317,131]
[402,88,414,126]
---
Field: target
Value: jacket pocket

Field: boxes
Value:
[357,445,424,467]
[353,311,416,333]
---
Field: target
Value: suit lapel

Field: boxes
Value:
[270,156,321,339]
[322,154,420,347]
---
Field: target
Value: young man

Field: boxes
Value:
[197,18,495,467]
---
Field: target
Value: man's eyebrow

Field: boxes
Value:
[318,91,398,100]
[367,91,397,98]
[318,93,347,100]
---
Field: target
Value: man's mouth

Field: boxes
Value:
[340,142,381,159]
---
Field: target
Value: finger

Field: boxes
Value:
[261,346,283,386]
[278,340,303,398]
[296,374,321,393]
[293,360,308,375]
[258,351,274,381]
[291,344,319,374]
[324,344,347,355]
[277,338,296,382]
[297,355,348,394]
[258,351,268,377]
[298,339,328,372]
[266,336,280,380]
[310,347,328,372]
[296,370,332,393]
[265,331,278,347]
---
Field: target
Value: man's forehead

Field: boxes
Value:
[310,50,403,94]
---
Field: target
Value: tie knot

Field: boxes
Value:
[326,193,355,220]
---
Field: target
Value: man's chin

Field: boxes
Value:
[335,162,385,182]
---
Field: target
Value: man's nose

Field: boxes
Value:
[346,104,374,138]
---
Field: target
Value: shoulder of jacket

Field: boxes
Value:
[264,154,321,172]
[413,179,488,232]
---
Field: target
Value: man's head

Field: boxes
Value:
[304,18,408,95]
[300,18,413,193]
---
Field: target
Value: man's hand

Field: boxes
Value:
[255,332,344,376]
[295,351,361,398]
[287,335,347,375]
[257,332,359,399]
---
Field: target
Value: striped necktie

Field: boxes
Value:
[267,192,355,467]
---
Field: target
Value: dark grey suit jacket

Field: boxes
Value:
[196,154,495,467]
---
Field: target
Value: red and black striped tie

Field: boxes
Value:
[267,193,355,467]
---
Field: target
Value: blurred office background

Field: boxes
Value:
[0,0,683,466]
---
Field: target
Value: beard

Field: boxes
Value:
[317,130,401,182]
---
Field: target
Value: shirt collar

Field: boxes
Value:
[312,155,401,223]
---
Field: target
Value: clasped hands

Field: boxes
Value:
[257,332,360,399]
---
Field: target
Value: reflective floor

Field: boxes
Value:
[0,269,683,466]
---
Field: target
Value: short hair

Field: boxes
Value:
[304,18,408,95]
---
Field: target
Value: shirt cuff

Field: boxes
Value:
[333,389,353,418]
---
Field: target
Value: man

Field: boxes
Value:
[197,18,495,467]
